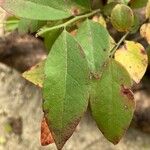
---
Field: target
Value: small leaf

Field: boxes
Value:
[41,117,54,146]
[90,59,135,144]
[1,0,90,20]
[140,23,150,44]
[43,31,89,150]
[111,4,134,32]
[115,41,148,83]
[22,60,45,87]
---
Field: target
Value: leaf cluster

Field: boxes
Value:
[1,0,149,149]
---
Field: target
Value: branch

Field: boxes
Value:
[36,9,100,37]
[110,31,129,57]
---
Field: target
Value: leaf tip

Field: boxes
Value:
[55,142,65,150]
[110,137,120,145]
[41,117,54,146]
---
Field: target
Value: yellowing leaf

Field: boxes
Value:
[115,41,148,83]
[140,23,150,44]
[22,60,45,87]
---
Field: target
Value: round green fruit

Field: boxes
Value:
[111,4,134,32]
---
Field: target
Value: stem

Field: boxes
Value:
[36,9,100,36]
[0,20,19,25]
[110,31,129,57]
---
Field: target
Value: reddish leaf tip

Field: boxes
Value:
[41,117,54,146]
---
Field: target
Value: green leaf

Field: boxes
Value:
[110,4,134,32]
[18,19,46,34]
[1,0,90,20]
[76,20,135,144]
[43,31,89,150]
[90,59,135,144]
[22,60,45,87]
[76,19,110,73]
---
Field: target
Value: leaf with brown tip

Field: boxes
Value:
[43,31,89,150]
